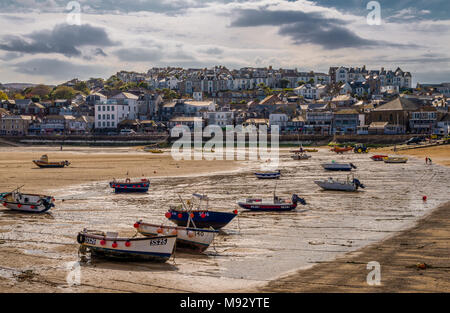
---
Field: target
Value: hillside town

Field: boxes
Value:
[0,65,449,137]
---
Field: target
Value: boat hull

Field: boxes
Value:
[33,161,67,168]
[109,181,150,193]
[1,193,54,213]
[254,172,281,179]
[237,202,297,211]
[167,209,237,229]
[136,222,218,253]
[321,163,354,171]
[314,181,357,192]
[384,158,408,164]
[371,155,388,161]
[78,232,176,262]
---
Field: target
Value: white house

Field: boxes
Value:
[269,113,289,130]
[94,93,138,130]
[294,84,326,100]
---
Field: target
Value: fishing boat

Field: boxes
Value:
[109,178,150,193]
[331,146,353,154]
[134,221,218,253]
[321,162,357,171]
[237,193,306,212]
[254,170,281,179]
[166,194,237,229]
[33,155,70,168]
[371,155,388,161]
[1,188,55,213]
[384,157,408,164]
[76,229,176,262]
[315,175,365,192]
[290,146,318,153]
[291,152,312,160]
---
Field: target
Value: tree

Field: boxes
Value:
[308,78,315,84]
[14,93,24,100]
[297,81,306,86]
[30,84,52,100]
[280,78,290,89]
[0,90,8,100]
[51,86,76,100]
[74,81,90,95]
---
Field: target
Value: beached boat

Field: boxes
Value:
[33,155,70,168]
[109,178,150,193]
[371,155,388,161]
[135,221,218,253]
[1,190,55,213]
[254,170,281,179]
[144,147,163,153]
[77,229,176,262]
[237,194,306,212]
[331,146,353,154]
[166,194,237,229]
[321,162,357,171]
[291,152,311,160]
[315,176,365,192]
[384,157,408,164]
[290,146,318,153]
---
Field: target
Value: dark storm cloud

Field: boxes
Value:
[0,24,116,57]
[230,9,400,49]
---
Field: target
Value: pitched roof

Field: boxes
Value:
[373,97,419,111]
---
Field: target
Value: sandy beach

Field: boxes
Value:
[0,144,448,293]
[253,144,450,293]
[0,146,239,194]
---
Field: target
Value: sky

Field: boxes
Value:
[0,0,449,86]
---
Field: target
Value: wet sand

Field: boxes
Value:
[253,145,450,293]
[0,146,238,194]
[0,145,449,293]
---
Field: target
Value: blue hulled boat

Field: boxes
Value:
[166,194,238,229]
[109,178,150,193]
[254,170,281,179]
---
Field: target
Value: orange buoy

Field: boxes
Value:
[233,209,238,214]
[201,213,206,218]
[157,228,163,234]
[125,241,131,247]
[100,240,106,246]
[190,213,194,218]
[134,222,140,228]
[112,242,118,248]
[178,213,182,218]
[165,212,172,218]
[423,196,427,201]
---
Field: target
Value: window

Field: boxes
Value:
[98,122,101,127]
[98,114,101,120]
[111,114,115,120]
[111,106,114,111]
[112,122,115,127]
[107,106,110,111]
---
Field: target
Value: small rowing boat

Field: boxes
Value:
[134,221,218,253]
[315,175,365,192]
[384,157,408,164]
[166,194,237,229]
[371,155,388,161]
[1,189,55,213]
[254,170,281,179]
[321,162,357,171]
[109,178,150,193]
[144,147,163,153]
[331,146,353,154]
[33,155,70,168]
[237,194,306,212]
[77,229,176,262]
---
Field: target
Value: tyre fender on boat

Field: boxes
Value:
[77,233,85,244]
[350,163,357,169]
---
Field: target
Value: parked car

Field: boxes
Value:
[119,129,136,136]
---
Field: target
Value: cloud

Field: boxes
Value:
[0,23,116,57]
[10,58,110,80]
[230,9,401,49]
[114,48,163,62]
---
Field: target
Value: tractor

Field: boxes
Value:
[354,144,369,154]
